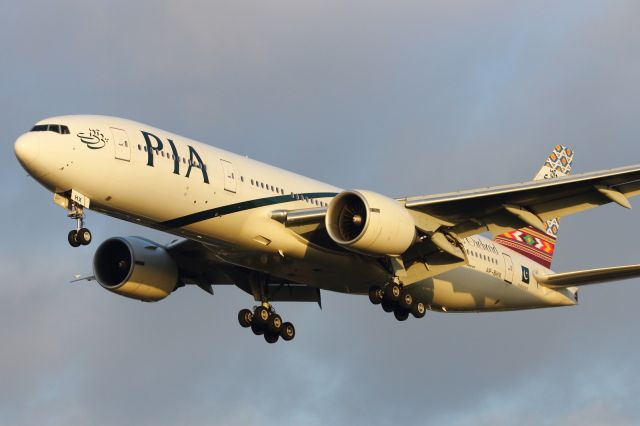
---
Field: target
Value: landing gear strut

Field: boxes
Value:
[237,303,295,343]
[67,202,92,247]
[369,281,426,321]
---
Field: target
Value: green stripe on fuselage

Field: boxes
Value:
[160,192,338,228]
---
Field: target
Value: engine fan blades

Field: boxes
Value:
[338,203,367,240]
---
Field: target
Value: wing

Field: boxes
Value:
[534,264,640,289]
[403,164,640,238]
[166,238,322,304]
[272,165,640,245]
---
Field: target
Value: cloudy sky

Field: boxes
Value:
[2,1,640,424]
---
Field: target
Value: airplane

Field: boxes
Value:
[14,115,640,343]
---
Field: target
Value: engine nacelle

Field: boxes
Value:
[325,190,416,256]
[93,236,179,302]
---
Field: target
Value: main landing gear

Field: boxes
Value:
[368,281,426,321]
[67,202,92,248]
[237,303,296,344]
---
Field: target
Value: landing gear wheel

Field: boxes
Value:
[384,283,401,302]
[267,314,282,333]
[254,306,270,326]
[238,309,253,328]
[77,228,92,245]
[251,322,264,335]
[368,286,384,305]
[394,307,410,321]
[381,300,395,313]
[398,290,413,311]
[264,331,280,344]
[68,230,81,248]
[412,302,426,319]
[280,322,295,341]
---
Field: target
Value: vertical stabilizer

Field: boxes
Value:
[494,146,575,268]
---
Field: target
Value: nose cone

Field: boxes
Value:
[14,134,40,172]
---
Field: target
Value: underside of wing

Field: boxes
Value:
[166,238,322,304]
[534,264,640,289]
[403,164,640,238]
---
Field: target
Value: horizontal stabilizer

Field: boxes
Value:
[534,264,640,288]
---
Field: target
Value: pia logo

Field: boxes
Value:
[77,129,108,149]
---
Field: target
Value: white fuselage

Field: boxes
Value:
[14,115,577,312]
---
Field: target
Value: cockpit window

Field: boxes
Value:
[30,124,70,134]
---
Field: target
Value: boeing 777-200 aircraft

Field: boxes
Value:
[14,116,640,343]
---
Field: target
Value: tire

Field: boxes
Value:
[381,300,395,313]
[398,290,413,311]
[368,286,384,305]
[412,302,426,319]
[280,322,295,341]
[267,314,282,333]
[394,307,410,321]
[264,331,279,344]
[251,322,264,335]
[383,283,401,302]
[78,228,92,245]
[68,230,81,248]
[253,306,270,326]
[238,309,253,328]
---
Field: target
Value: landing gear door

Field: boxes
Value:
[503,253,514,284]
[111,127,130,161]
[220,159,237,193]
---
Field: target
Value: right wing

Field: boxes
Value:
[534,264,640,289]
[402,164,640,238]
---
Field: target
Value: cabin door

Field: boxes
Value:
[503,254,514,284]
[111,127,130,161]
[220,159,237,193]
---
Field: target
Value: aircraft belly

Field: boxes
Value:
[170,208,390,293]
[408,266,555,312]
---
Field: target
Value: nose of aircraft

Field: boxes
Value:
[14,134,40,171]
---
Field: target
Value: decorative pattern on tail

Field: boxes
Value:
[494,145,574,267]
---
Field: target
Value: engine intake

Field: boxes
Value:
[93,236,178,302]
[325,190,416,256]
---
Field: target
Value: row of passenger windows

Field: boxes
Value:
[465,248,499,265]
[135,143,327,207]
[137,144,205,169]
[30,124,70,134]
[249,178,328,207]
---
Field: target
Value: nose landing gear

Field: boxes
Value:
[238,304,295,343]
[67,202,92,247]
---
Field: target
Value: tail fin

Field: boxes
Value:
[494,145,575,268]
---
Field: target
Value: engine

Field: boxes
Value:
[93,236,179,302]
[325,190,416,256]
